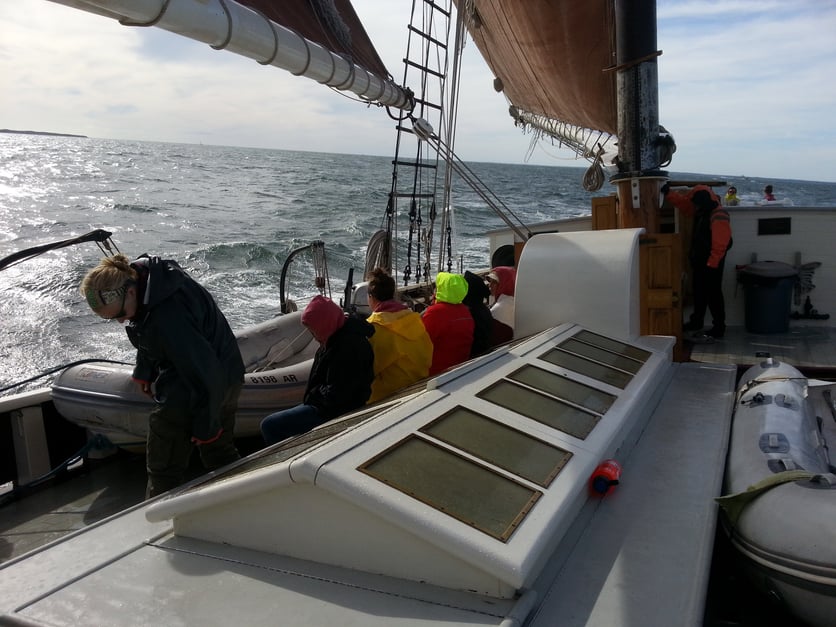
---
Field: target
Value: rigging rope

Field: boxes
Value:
[0,434,115,507]
[0,229,119,272]
[582,144,607,192]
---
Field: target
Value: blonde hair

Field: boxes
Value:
[80,254,137,308]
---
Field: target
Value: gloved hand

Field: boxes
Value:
[135,379,154,398]
[192,428,224,446]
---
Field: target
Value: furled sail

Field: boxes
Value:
[46,0,412,110]
[455,0,617,158]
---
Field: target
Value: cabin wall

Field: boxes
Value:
[723,207,836,327]
[487,217,594,267]
[488,207,836,331]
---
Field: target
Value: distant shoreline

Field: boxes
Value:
[0,128,87,139]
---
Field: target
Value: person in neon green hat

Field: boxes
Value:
[422,272,475,375]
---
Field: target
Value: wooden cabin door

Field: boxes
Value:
[639,233,684,361]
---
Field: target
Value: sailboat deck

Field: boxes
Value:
[1,361,737,627]
[687,325,836,374]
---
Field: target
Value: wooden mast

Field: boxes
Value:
[611,0,666,233]
[610,1,686,357]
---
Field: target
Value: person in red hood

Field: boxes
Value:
[260,295,374,445]
[663,183,733,340]
[487,265,516,343]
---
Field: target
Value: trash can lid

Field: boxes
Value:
[738,261,798,278]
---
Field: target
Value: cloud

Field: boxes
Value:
[1,0,834,182]
[656,1,836,180]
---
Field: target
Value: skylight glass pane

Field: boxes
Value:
[507,365,616,415]
[539,348,632,389]
[559,338,643,374]
[360,436,540,541]
[422,407,572,487]
[478,380,599,439]
[574,329,651,362]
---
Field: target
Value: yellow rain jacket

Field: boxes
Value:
[366,307,433,403]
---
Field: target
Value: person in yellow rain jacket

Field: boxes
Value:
[365,267,433,404]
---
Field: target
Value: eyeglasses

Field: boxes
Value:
[104,287,129,320]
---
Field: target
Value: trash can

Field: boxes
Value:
[737,261,798,333]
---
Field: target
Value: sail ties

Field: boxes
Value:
[511,106,617,168]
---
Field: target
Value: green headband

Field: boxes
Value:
[85,284,128,310]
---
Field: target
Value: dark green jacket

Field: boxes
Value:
[125,256,244,440]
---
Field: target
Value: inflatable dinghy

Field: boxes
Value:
[719,357,836,627]
[52,312,317,447]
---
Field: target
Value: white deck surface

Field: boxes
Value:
[529,361,736,627]
[688,324,836,371]
[0,361,736,627]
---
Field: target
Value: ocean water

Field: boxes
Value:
[2,133,836,393]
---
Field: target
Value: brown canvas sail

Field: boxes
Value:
[455,0,618,135]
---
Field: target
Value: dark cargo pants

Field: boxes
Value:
[145,383,242,498]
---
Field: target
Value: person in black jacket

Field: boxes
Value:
[462,270,493,356]
[81,254,244,498]
[260,295,374,445]
[664,184,733,339]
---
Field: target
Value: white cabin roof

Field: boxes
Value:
[143,323,671,598]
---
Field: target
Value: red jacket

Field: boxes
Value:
[422,302,475,375]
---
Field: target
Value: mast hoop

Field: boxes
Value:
[209,0,234,50]
[118,0,172,27]
[603,50,663,73]
[332,57,356,90]
[251,7,280,66]
[288,28,313,76]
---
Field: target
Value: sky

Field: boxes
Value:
[1,1,835,183]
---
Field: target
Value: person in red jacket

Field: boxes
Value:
[663,184,733,340]
[487,265,516,343]
[422,272,475,375]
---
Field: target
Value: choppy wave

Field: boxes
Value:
[2,133,836,392]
